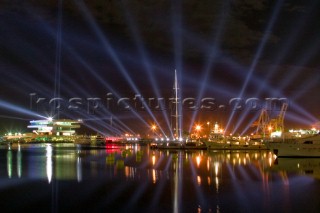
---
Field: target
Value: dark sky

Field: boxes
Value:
[0,0,319,135]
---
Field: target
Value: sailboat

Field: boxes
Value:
[152,70,183,149]
[151,70,206,150]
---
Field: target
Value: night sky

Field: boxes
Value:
[0,0,319,136]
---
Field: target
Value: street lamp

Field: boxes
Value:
[151,125,157,138]
[151,125,156,131]
[195,124,202,141]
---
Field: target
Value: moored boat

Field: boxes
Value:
[204,122,267,150]
[150,140,207,150]
[92,135,106,145]
[205,139,267,150]
[74,135,92,145]
[74,135,106,145]
[266,134,320,157]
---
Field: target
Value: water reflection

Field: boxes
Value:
[7,149,12,178]
[17,145,22,178]
[3,145,319,181]
[270,158,320,179]
[46,144,52,183]
[77,155,82,182]
[1,144,320,212]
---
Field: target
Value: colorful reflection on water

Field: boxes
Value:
[0,143,319,212]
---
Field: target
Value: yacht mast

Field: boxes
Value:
[174,70,179,138]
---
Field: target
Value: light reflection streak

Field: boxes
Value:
[214,162,219,176]
[126,178,149,208]
[215,177,219,193]
[279,171,289,186]
[173,154,179,213]
[46,144,53,183]
[77,157,82,182]
[152,169,157,184]
[188,154,206,210]
[17,144,22,178]
[197,176,201,186]
[3,144,317,212]
[152,155,156,166]
[7,150,12,178]
[226,163,236,180]
[196,155,201,168]
[237,165,250,180]
[268,157,272,167]
[148,155,172,211]
[153,153,164,169]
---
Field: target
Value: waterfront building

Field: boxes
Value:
[27,118,81,136]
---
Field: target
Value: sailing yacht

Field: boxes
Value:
[151,70,206,150]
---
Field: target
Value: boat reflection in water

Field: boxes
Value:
[270,157,320,179]
[1,144,320,212]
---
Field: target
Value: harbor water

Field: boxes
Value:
[0,143,319,212]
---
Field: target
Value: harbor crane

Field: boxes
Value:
[252,102,288,137]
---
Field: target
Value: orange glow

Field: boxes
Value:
[152,155,156,166]
[197,176,201,185]
[196,155,201,167]
[151,125,157,131]
[195,125,201,131]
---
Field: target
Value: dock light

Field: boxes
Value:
[151,125,157,131]
[48,117,53,121]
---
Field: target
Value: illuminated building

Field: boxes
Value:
[27,118,81,136]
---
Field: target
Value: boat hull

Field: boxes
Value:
[205,141,267,150]
[150,142,207,150]
[266,142,320,157]
[266,134,320,157]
